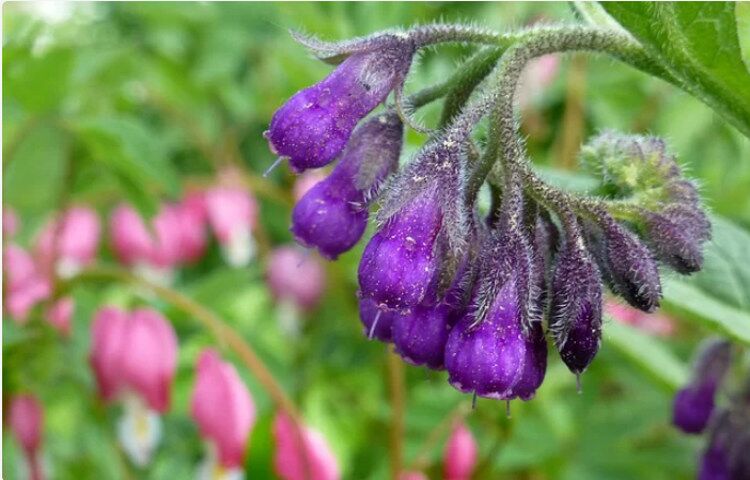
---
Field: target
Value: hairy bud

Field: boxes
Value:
[549,236,603,375]
[642,204,711,274]
[266,35,413,172]
[673,339,732,434]
[291,112,402,259]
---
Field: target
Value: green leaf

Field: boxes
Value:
[602,2,750,138]
[74,115,180,215]
[605,320,688,392]
[662,280,750,346]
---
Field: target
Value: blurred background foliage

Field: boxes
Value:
[3,2,750,479]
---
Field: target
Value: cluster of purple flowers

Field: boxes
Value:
[672,339,750,480]
[267,30,712,406]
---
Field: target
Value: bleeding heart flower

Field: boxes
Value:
[3,244,52,324]
[34,206,100,279]
[8,394,44,480]
[45,296,74,336]
[444,421,478,480]
[89,306,178,466]
[191,349,256,479]
[272,411,340,480]
[204,186,258,268]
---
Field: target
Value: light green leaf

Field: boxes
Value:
[602,2,750,138]
[605,320,688,392]
[662,280,750,346]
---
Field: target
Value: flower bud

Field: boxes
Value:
[291,112,402,259]
[3,244,52,323]
[358,297,398,342]
[272,411,340,480]
[8,394,44,480]
[358,188,442,310]
[191,349,256,472]
[266,246,326,311]
[205,185,258,268]
[549,239,603,375]
[512,320,548,400]
[673,339,731,434]
[267,36,413,172]
[392,303,454,370]
[89,307,178,412]
[34,206,101,279]
[642,204,710,274]
[443,421,478,480]
[599,219,662,313]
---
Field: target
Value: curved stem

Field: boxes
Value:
[406,401,471,471]
[74,265,304,423]
[386,350,405,479]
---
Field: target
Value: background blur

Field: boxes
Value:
[3,2,750,479]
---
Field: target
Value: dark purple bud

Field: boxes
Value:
[642,204,711,274]
[291,113,403,259]
[358,297,398,342]
[673,385,717,434]
[357,188,442,310]
[392,303,454,370]
[699,410,732,480]
[699,444,730,480]
[511,321,548,401]
[600,218,662,313]
[549,239,603,375]
[444,229,532,399]
[673,339,731,434]
[267,38,413,172]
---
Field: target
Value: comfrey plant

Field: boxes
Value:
[266,21,717,405]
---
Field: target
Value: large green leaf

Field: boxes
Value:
[601,2,750,138]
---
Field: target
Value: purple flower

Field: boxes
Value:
[291,112,402,259]
[267,38,413,172]
[444,229,532,399]
[393,303,455,370]
[357,188,443,310]
[358,297,398,342]
[511,321,548,400]
[673,339,731,434]
[548,240,603,375]
[699,444,729,480]
[673,385,717,434]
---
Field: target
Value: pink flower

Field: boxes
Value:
[45,296,74,336]
[110,204,158,267]
[3,244,52,323]
[8,394,44,480]
[444,422,478,480]
[4,207,19,239]
[34,206,100,279]
[89,306,178,411]
[175,192,208,264]
[292,170,328,202]
[205,186,258,267]
[191,349,256,471]
[518,54,560,109]
[273,411,340,480]
[605,300,676,337]
[266,246,326,311]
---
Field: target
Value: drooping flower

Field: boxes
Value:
[266,246,326,311]
[192,349,256,479]
[272,411,340,480]
[358,297,398,342]
[291,112,402,259]
[444,229,532,400]
[89,306,178,466]
[443,421,478,480]
[205,185,258,268]
[606,300,676,337]
[673,339,732,434]
[175,191,209,264]
[548,236,603,375]
[8,394,44,480]
[358,187,443,310]
[34,205,100,279]
[518,53,559,110]
[392,302,454,370]
[44,296,74,336]
[266,35,414,172]
[3,244,52,323]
